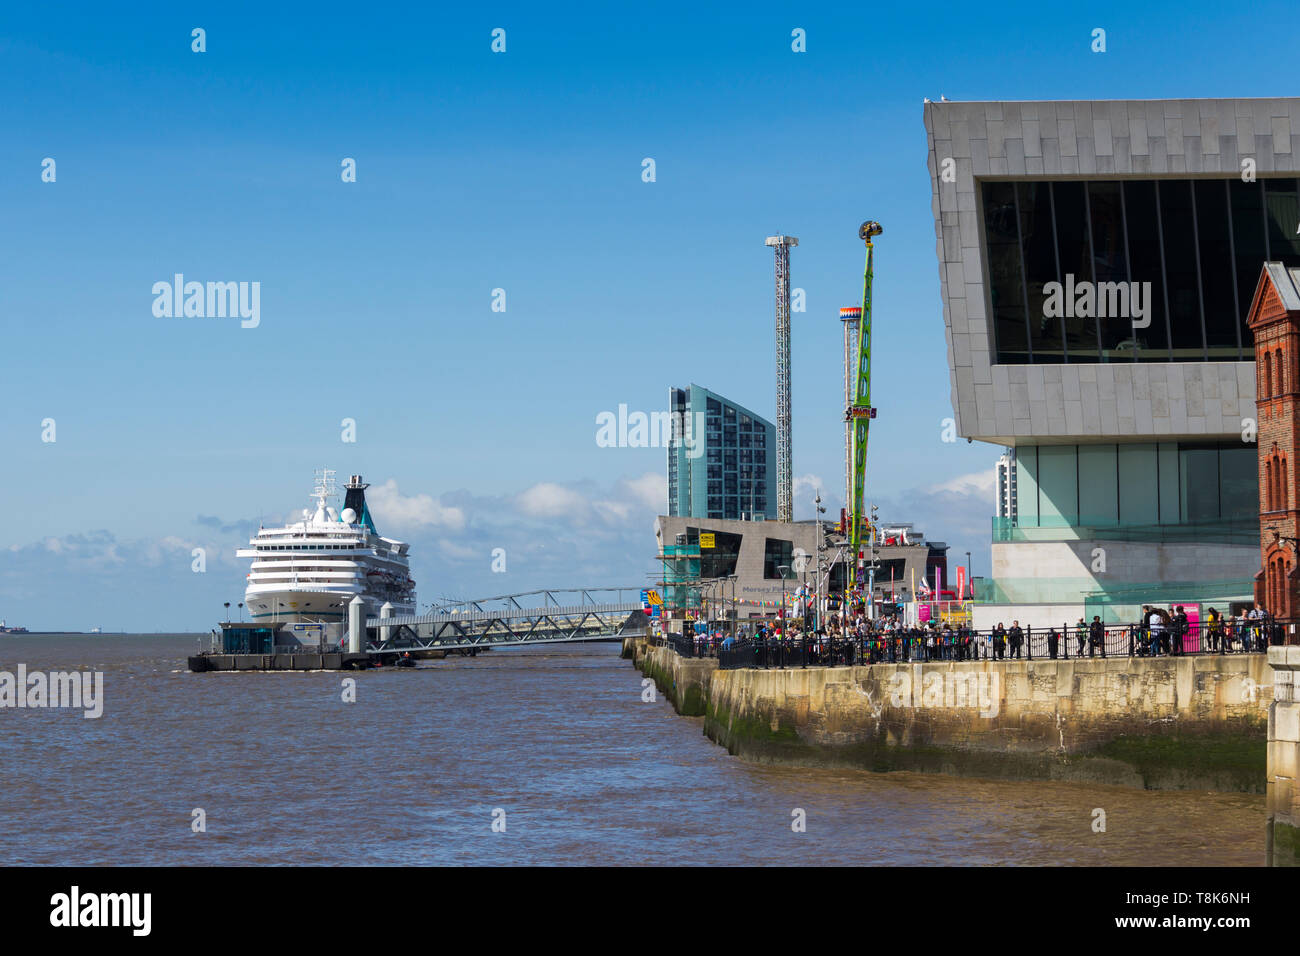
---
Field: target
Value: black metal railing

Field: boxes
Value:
[679,617,1295,671]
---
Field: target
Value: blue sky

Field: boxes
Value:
[1,1,1293,629]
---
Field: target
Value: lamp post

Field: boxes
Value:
[727,574,738,638]
[223,602,230,622]
[814,493,827,634]
[965,551,972,603]
[778,564,790,639]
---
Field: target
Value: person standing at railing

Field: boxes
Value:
[1008,621,1023,659]
[1075,617,1087,658]
[1088,615,1106,658]
[1171,606,1188,656]
[1130,611,1143,657]
[992,623,1006,660]
[1248,604,1267,653]
[1156,606,1173,656]
[1147,607,1166,657]
[1206,606,1222,653]
[1047,627,1060,659]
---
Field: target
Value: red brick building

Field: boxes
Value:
[1248,263,1300,617]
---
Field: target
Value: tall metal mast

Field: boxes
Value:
[766,234,798,523]
[848,221,882,592]
[839,306,861,519]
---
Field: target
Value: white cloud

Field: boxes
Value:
[622,472,666,511]
[793,473,824,500]
[516,482,590,520]
[925,469,996,498]
[368,479,467,532]
[437,539,480,561]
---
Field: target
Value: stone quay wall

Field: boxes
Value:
[625,638,1271,793]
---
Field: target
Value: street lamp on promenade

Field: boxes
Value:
[778,564,791,639]
[726,574,738,637]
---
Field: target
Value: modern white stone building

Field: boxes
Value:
[922,97,1290,625]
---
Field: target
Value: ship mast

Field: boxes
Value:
[313,468,338,508]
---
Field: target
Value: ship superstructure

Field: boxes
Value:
[237,471,415,623]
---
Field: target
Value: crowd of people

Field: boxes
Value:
[672,600,1279,662]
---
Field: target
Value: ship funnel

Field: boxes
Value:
[343,475,376,533]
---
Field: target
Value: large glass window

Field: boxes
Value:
[763,538,794,579]
[1117,443,1159,524]
[1265,178,1300,262]
[1089,183,1133,360]
[983,181,1031,363]
[1020,182,1064,361]
[1196,180,1239,359]
[1160,180,1205,360]
[1053,182,1097,360]
[981,176,1293,363]
[1078,443,1119,525]
[1036,445,1079,525]
[1123,181,1171,360]
[1220,445,1258,520]
[691,529,742,578]
[1013,441,1258,532]
[1178,444,1220,522]
[1230,179,1268,323]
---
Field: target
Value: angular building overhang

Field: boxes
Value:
[921,97,1300,446]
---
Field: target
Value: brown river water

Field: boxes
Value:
[0,635,1265,866]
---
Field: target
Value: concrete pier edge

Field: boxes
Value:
[625,638,1271,796]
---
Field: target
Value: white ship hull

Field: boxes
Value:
[244,587,415,623]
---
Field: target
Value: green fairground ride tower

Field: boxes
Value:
[847,220,882,597]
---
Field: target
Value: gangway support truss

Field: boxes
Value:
[364,586,648,653]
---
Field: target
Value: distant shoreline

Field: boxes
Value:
[3,632,208,637]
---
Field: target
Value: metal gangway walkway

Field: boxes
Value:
[363,586,648,654]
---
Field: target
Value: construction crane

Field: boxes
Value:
[847,220,882,594]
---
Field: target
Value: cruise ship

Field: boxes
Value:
[237,471,416,623]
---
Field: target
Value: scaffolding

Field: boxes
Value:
[655,539,702,623]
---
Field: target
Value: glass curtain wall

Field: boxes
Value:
[981,176,1300,364]
[997,441,1257,543]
